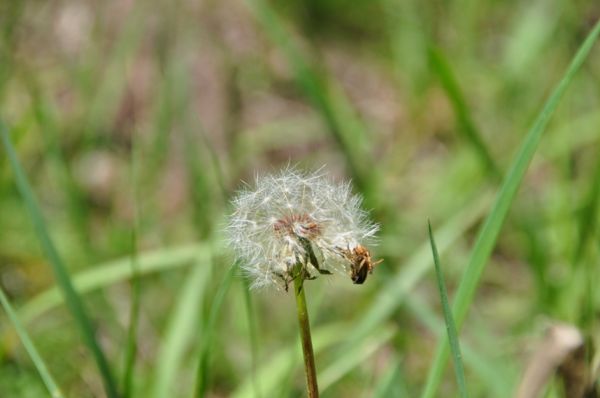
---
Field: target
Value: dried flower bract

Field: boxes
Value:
[226,166,380,290]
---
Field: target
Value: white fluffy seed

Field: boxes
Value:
[225,166,379,290]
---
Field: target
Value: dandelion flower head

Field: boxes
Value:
[226,166,379,290]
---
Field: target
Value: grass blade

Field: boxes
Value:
[121,229,140,398]
[580,156,600,335]
[194,262,237,397]
[319,326,395,392]
[428,221,468,397]
[372,358,409,398]
[241,277,262,398]
[420,19,600,398]
[558,150,600,342]
[344,191,492,346]
[122,139,141,398]
[428,45,501,179]
[0,286,64,398]
[574,151,600,265]
[0,120,120,398]
[406,295,514,398]
[24,82,93,255]
[151,251,212,398]
[232,323,349,398]
[243,0,374,194]
[20,243,206,323]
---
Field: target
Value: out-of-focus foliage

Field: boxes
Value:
[1,0,599,396]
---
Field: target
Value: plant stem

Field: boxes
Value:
[293,275,319,397]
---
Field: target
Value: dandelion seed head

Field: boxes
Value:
[226,166,379,290]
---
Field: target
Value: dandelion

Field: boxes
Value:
[226,166,381,398]
[226,166,380,290]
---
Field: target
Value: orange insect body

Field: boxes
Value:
[347,244,382,284]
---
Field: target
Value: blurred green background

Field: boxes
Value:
[1,0,600,397]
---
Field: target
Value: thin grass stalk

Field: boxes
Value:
[122,228,140,398]
[242,278,262,398]
[243,0,372,195]
[151,255,211,398]
[341,191,492,348]
[194,262,237,397]
[25,84,93,255]
[428,45,501,180]
[428,221,468,397]
[231,324,348,397]
[0,120,120,398]
[319,327,395,392]
[293,273,319,398]
[405,295,511,397]
[577,154,600,366]
[122,138,141,398]
[20,244,204,323]
[0,286,64,398]
[420,19,600,398]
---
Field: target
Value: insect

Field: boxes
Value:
[347,245,382,284]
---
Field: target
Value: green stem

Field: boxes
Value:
[242,277,262,398]
[293,275,319,398]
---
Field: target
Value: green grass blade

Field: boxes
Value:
[319,326,395,392]
[20,244,205,323]
[232,323,349,398]
[372,358,409,398]
[581,156,600,335]
[151,251,212,398]
[428,45,501,179]
[428,221,468,398]
[122,140,141,398]
[241,277,262,398]
[574,152,600,265]
[24,84,92,254]
[420,19,600,398]
[344,191,493,346]
[194,262,237,397]
[243,0,374,194]
[0,120,120,398]
[0,286,64,398]
[406,296,514,398]
[559,151,600,336]
[81,5,145,145]
[121,229,140,398]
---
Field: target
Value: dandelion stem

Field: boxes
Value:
[293,272,319,397]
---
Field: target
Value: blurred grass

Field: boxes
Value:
[245,0,378,199]
[19,244,206,323]
[151,252,211,398]
[194,261,237,397]
[428,45,501,180]
[1,120,119,397]
[231,322,387,398]
[428,221,468,397]
[122,139,141,398]
[422,18,600,398]
[0,282,63,398]
[0,1,599,396]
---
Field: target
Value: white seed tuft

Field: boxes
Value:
[225,166,379,290]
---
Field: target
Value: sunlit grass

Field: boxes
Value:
[421,19,600,397]
[0,2,599,397]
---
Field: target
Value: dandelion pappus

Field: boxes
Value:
[272,213,321,241]
[226,166,379,290]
